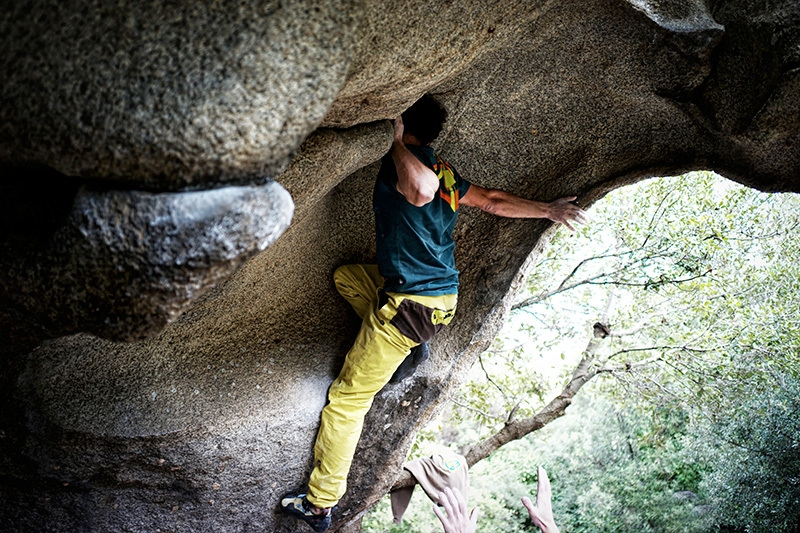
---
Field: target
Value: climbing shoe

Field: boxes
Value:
[389,342,429,383]
[279,492,333,532]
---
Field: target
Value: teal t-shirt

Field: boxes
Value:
[373,145,471,295]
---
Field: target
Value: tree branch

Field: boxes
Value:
[597,353,663,373]
[512,264,712,311]
[579,269,712,290]
[461,326,608,468]
[450,398,501,423]
[478,354,508,400]
[389,324,611,493]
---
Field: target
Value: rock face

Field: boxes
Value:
[0,0,360,188]
[3,180,294,342]
[1,0,798,532]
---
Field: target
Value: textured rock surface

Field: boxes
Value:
[320,1,545,127]
[1,0,799,532]
[2,180,294,342]
[0,0,359,189]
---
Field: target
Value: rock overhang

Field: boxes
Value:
[0,1,798,532]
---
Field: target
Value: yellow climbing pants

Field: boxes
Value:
[307,264,457,508]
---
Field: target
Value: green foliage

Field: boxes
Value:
[484,172,800,532]
[362,172,800,533]
[469,394,712,533]
[449,342,551,441]
[697,374,800,532]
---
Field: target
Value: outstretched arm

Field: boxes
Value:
[460,184,587,231]
[521,467,560,533]
[392,116,440,207]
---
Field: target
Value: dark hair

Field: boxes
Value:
[401,94,447,145]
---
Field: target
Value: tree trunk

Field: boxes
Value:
[464,334,603,467]
[391,329,607,493]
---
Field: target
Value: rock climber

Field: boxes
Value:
[280,94,586,532]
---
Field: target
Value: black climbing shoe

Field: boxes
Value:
[390,342,429,383]
[279,493,333,533]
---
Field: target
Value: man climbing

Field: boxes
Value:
[280,94,586,532]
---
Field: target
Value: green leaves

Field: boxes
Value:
[363,172,800,533]
[455,171,800,531]
[698,374,800,532]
